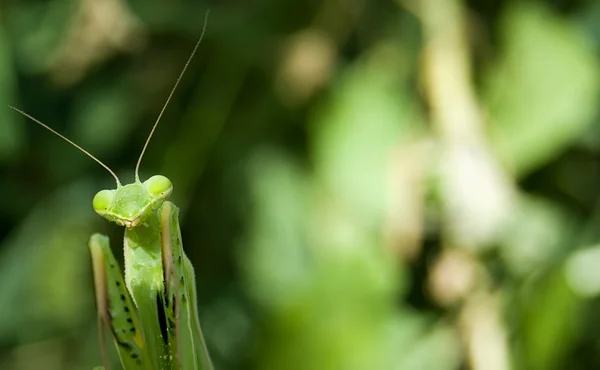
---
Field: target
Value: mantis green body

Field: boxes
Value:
[11,14,213,370]
[89,177,211,369]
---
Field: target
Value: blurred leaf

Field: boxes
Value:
[311,42,424,227]
[517,269,582,370]
[564,244,600,298]
[392,323,461,370]
[500,194,574,277]
[241,144,458,369]
[0,180,100,343]
[7,1,75,73]
[71,80,136,156]
[485,2,600,177]
[240,149,311,309]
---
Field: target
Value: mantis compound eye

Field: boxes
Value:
[144,175,173,198]
[93,189,115,213]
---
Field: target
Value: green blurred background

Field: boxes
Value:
[2,0,600,369]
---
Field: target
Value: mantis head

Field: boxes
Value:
[92,175,173,228]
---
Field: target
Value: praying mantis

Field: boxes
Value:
[10,14,214,370]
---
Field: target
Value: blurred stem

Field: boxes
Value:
[460,293,511,370]
[419,0,484,142]
[418,1,511,369]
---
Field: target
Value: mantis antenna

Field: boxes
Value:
[134,10,210,182]
[9,105,122,187]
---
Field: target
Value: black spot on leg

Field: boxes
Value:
[127,318,133,324]
[124,306,130,313]
[120,294,126,301]
[116,341,132,351]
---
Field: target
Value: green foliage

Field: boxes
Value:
[485,2,600,177]
[3,0,600,369]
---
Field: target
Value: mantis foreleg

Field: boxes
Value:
[159,201,213,370]
[89,234,150,369]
